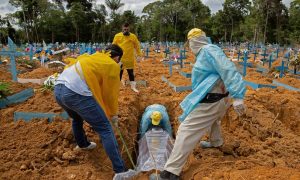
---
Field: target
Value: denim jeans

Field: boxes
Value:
[54,84,126,173]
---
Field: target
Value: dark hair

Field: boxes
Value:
[105,44,123,59]
[123,22,130,27]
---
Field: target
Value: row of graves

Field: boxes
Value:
[147,40,300,93]
[0,38,111,122]
[1,37,300,124]
[223,43,300,91]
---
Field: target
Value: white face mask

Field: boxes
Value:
[189,36,209,55]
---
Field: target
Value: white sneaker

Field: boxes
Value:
[75,142,97,150]
[130,81,139,93]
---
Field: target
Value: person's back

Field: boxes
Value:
[139,104,172,138]
[54,45,126,174]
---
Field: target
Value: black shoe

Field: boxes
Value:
[160,170,171,179]
[160,170,180,180]
[169,174,180,180]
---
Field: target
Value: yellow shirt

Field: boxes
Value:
[113,32,142,69]
[75,52,120,118]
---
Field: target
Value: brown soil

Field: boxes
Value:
[244,68,273,84]
[0,65,37,95]
[181,67,192,73]
[0,50,299,180]
[276,76,300,89]
[0,65,13,81]
[166,72,192,86]
[19,67,56,79]
[0,90,63,123]
[4,81,31,95]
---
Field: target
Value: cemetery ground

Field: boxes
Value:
[0,49,300,180]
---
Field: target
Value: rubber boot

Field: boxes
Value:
[130,81,139,93]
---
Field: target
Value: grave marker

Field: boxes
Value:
[0,37,25,81]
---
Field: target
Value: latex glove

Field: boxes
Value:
[233,99,246,116]
[111,115,119,127]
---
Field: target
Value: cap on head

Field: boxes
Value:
[187,28,206,40]
[150,111,162,126]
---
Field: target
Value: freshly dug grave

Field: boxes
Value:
[0,51,299,180]
[0,81,29,96]
[0,65,14,81]
[276,76,300,89]
[0,66,38,96]
[0,89,62,124]
[243,68,274,84]
[180,66,193,73]
[18,67,57,79]
[166,72,192,87]
[178,87,300,180]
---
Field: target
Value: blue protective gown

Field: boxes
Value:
[179,44,246,121]
[139,104,172,138]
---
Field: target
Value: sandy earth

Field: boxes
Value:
[18,67,57,79]
[0,50,300,180]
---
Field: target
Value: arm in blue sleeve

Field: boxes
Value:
[206,45,246,99]
[140,112,152,138]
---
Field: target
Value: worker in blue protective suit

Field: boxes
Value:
[139,104,172,138]
[160,28,246,180]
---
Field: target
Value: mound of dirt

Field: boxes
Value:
[166,72,192,86]
[19,67,56,79]
[276,76,300,89]
[0,64,18,81]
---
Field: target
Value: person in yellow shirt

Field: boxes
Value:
[54,44,126,173]
[113,22,142,93]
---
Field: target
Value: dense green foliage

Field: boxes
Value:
[0,0,298,45]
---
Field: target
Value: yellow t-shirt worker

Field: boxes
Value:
[113,22,142,93]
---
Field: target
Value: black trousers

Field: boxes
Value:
[120,68,134,81]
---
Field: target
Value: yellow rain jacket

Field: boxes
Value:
[113,32,142,69]
[70,52,120,118]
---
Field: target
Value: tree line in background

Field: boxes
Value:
[0,0,299,45]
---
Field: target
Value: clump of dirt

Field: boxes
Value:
[19,67,56,79]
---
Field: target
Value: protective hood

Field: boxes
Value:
[189,35,209,55]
